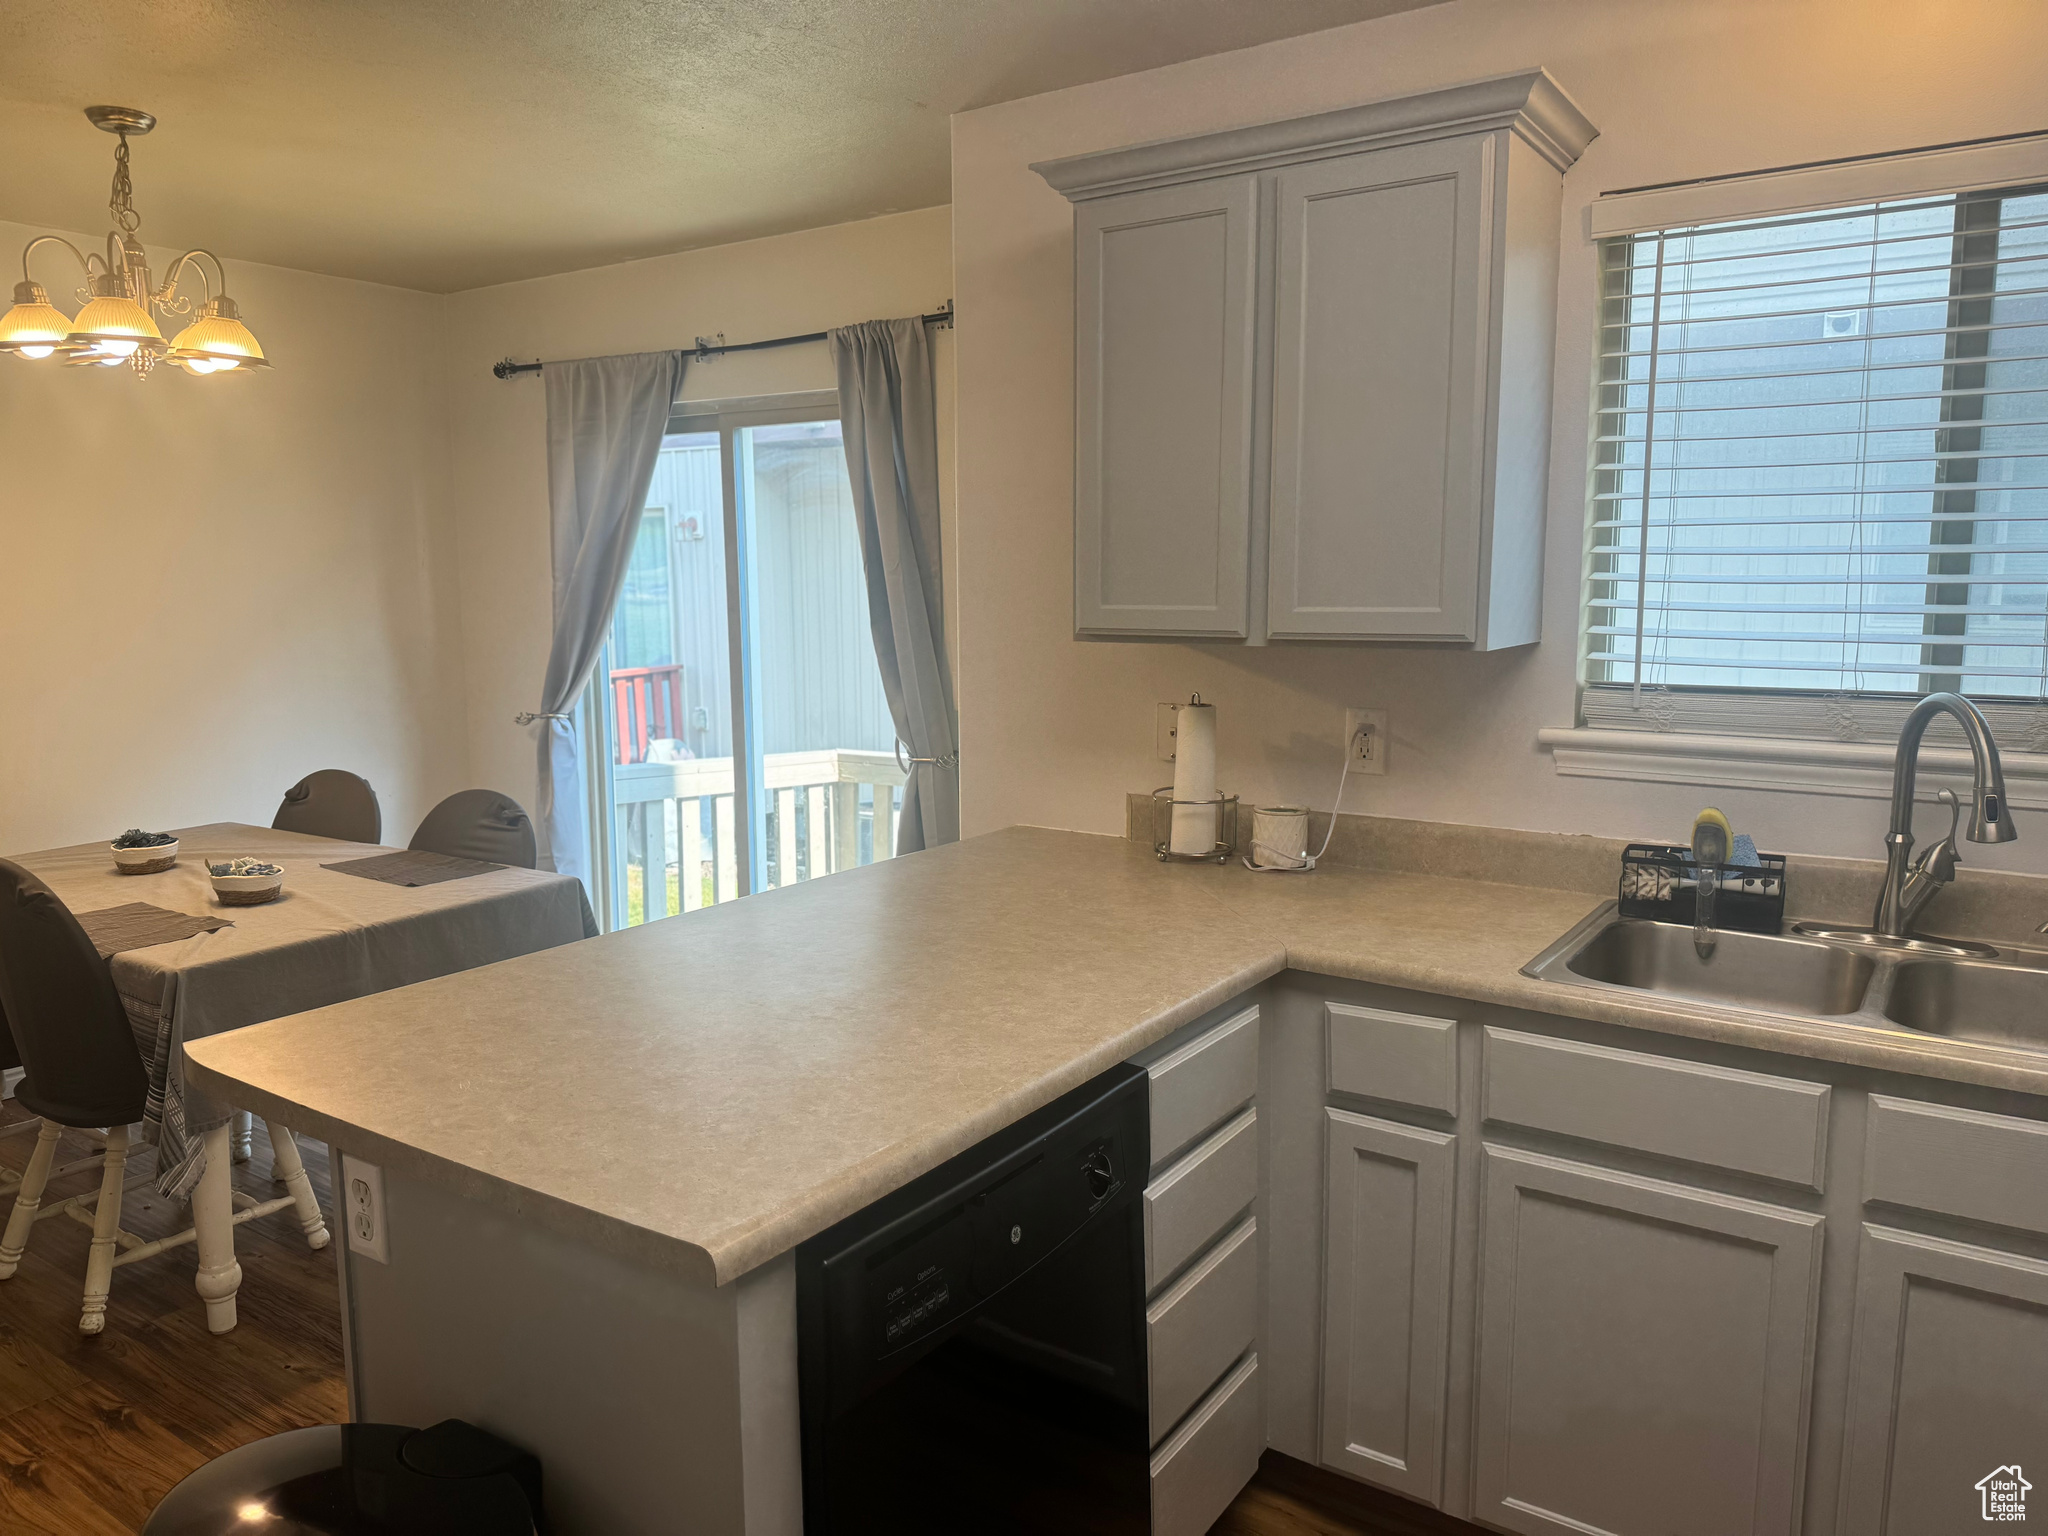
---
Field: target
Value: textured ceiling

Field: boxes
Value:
[0,0,1445,293]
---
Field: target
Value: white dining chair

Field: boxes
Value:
[0,857,330,1334]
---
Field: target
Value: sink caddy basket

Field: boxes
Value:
[1618,843,1787,934]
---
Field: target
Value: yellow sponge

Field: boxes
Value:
[1691,806,1733,863]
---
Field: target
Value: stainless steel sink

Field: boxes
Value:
[1536,916,1877,1016]
[1525,902,2048,1053]
[1884,960,2048,1048]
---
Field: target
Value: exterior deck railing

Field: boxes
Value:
[611,747,908,923]
[610,663,688,766]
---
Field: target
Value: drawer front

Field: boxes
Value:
[1147,1215,1258,1444]
[1865,1094,2048,1237]
[1147,1006,1259,1169]
[1481,1027,1831,1190]
[1327,1001,1458,1112]
[1151,1352,1262,1536]
[1146,1107,1258,1294]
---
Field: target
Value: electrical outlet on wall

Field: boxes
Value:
[1344,709,1389,775]
[341,1153,390,1264]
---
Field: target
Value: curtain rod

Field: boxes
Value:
[491,301,953,379]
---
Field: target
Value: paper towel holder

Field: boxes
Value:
[1150,788,1239,863]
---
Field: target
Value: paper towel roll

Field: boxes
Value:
[1169,699,1218,855]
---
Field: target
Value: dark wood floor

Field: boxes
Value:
[0,1095,1481,1535]
[0,1101,348,1535]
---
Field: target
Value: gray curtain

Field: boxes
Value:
[830,318,959,854]
[538,350,686,893]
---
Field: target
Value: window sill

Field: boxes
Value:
[1536,727,2048,812]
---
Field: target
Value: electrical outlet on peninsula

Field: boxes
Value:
[342,1154,390,1264]
[1344,709,1388,775]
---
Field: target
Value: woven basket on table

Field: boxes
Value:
[213,885,281,907]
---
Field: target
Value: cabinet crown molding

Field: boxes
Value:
[1032,68,1597,200]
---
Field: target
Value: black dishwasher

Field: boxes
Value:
[796,1061,1150,1535]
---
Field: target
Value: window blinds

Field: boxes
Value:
[1586,181,2048,727]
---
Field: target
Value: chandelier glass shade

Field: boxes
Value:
[0,283,72,358]
[0,106,271,379]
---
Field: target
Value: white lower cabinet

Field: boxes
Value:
[1470,1147,1823,1536]
[1319,1108,1454,1505]
[1297,984,2048,1536]
[1838,1224,2048,1533]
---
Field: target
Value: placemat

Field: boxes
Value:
[77,902,234,958]
[322,850,504,887]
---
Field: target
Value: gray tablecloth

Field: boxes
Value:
[16,822,597,1196]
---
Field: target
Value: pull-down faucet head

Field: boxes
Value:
[1874,691,2018,937]
[1965,777,2019,845]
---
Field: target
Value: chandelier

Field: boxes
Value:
[0,106,269,378]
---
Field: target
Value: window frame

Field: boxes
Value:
[586,387,843,931]
[1546,133,2048,808]
[1577,137,2048,728]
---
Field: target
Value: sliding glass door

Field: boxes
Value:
[592,394,905,930]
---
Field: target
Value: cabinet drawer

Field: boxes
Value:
[1147,1215,1257,1444]
[1145,1006,1259,1169]
[1865,1095,2048,1237]
[1327,1002,1458,1112]
[1151,1352,1262,1536]
[1481,1027,1831,1190]
[1146,1107,1257,1294]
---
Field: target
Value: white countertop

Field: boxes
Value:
[184,825,2048,1287]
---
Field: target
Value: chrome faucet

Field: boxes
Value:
[1873,692,2018,938]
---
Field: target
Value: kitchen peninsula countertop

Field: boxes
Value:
[185,825,2048,1288]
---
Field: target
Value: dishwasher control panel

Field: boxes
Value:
[797,1061,1147,1410]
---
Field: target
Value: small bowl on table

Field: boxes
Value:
[207,858,285,907]
[111,835,179,875]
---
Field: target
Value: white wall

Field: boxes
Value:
[440,207,956,844]
[951,0,2048,874]
[0,220,467,852]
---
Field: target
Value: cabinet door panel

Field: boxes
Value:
[1840,1224,2048,1534]
[1473,1147,1822,1536]
[1074,176,1256,636]
[1320,1108,1454,1504]
[1268,136,1488,640]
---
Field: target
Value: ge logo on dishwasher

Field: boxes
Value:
[1978,1465,2030,1521]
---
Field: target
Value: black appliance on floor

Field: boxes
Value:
[797,1060,1151,1535]
[142,1418,543,1534]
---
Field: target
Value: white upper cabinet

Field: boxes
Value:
[1268,137,1485,640]
[1074,176,1258,637]
[1035,71,1596,648]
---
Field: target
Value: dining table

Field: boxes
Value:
[7,820,596,1329]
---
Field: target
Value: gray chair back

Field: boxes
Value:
[0,859,146,1129]
[274,769,382,844]
[410,791,538,869]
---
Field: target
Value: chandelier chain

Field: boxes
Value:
[109,132,139,235]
